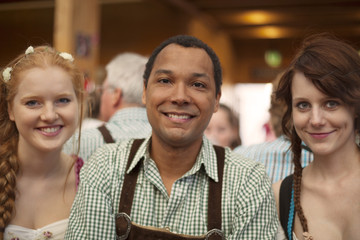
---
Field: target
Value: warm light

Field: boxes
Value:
[233,10,280,25]
[251,26,286,38]
[261,26,283,38]
[243,11,270,24]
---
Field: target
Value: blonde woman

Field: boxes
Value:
[0,46,85,240]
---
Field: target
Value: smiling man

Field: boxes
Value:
[65,35,278,240]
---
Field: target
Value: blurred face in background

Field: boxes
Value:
[205,107,237,148]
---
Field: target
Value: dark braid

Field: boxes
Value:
[291,129,309,233]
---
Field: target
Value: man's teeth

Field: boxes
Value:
[41,127,60,133]
[168,114,190,119]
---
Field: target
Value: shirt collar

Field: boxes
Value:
[126,135,220,182]
[191,136,220,182]
[126,135,152,174]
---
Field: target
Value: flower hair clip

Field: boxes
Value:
[59,52,74,62]
[2,47,74,84]
[2,67,12,83]
[25,46,34,55]
[2,46,34,83]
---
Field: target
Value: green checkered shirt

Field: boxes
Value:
[65,136,278,239]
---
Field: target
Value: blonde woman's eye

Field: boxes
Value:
[57,98,71,104]
[25,100,39,107]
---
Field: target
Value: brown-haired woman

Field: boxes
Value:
[0,46,85,240]
[273,33,360,240]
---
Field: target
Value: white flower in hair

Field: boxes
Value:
[2,67,12,83]
[59,52,74,62]
[25,46,34,55]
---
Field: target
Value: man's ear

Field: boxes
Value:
[142,83,146,105]
[112,88,122,107]
[214,91,221,113]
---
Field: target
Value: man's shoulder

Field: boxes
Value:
[225,149,266,174]
[224,149,272,196]
[91,138,135,161]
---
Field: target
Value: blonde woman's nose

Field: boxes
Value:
[40,104,59,122]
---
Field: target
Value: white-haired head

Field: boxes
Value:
[105,52,148,105]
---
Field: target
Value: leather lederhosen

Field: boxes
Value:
[115,139,226,240]
[98,124,115,144]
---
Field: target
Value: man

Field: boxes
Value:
[234,73,313,183]
[65,35,278,239]
[64,52,152,161]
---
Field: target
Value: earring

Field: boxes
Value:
[356,133,360,148]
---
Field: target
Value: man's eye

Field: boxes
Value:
[159,78,170,84]
[193,82,205,88]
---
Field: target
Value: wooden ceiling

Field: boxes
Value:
[1,0,360,83]
[158,0,360,39]
[1,0,360,41]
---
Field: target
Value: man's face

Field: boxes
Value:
[143,44,221,148]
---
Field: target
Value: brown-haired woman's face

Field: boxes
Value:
[291,71,357,156]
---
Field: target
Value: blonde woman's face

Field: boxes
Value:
[8,66,79,153]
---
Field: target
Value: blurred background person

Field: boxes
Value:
[81,88,104,130]
[63,52,151,161]
[205,103,241,149]
[234,72,313,183]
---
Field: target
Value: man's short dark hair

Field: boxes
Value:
[143,35,222,95]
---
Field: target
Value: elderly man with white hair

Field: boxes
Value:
[64,52,151,161]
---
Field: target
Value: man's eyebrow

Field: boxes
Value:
[154,69,172,75]
[192,72,210,80]
[154,69,210,80]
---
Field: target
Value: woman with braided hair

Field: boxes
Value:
[272,33,360,240]
[0,46,85,240]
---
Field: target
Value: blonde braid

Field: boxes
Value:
[0,137,19,240]
[0,74,20,239]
